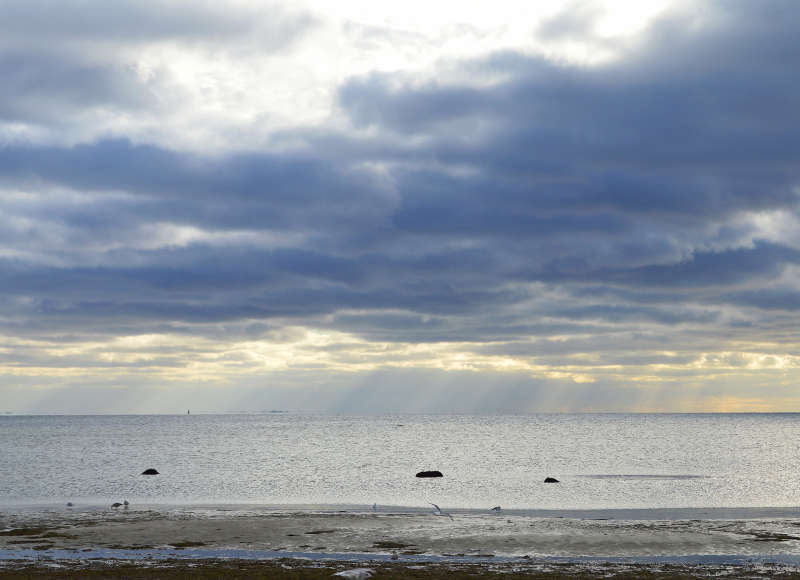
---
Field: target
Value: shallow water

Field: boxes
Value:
[2,413,800,509]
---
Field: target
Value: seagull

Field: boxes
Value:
[430,503,453,520]
[111,502,123,509]
[490,506,502,513]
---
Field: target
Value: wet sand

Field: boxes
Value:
[3,506,800,577]
[4,559,800,579]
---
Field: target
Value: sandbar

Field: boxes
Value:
[3,505,800,577]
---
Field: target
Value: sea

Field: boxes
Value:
[1,413,799,511]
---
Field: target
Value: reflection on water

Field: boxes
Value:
[1,413,799,509]
[579,474,708,479]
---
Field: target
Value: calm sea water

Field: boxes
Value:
[2,413,799,510]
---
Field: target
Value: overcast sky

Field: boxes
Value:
[2,0,799,413]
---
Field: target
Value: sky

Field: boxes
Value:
[2,0,800,414]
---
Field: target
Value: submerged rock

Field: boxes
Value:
[416,470,443,478]
[544,477,559,483]
[141,468,160,475]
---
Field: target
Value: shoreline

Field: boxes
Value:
[3,558,800,579]
[4,557,800,580]
[8,502,800,519]
[4,504,800,576]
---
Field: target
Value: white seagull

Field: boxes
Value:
[430,503,454,520]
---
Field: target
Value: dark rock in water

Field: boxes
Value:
[544,477,559,483]
[141,468,160,475]
[416,470,443,478]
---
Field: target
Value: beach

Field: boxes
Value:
[4,505,800,577]
[6,415,800,577]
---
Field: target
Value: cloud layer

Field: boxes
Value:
[2,0,800,412]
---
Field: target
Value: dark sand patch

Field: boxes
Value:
[372,540,414,549]
[168,541,206,548]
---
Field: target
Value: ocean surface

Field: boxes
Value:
[2,413,800,510]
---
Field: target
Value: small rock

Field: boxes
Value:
[416,470,443,478]
[544,477,559,483]
[141,468,160,475]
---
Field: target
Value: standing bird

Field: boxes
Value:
[430,503,453,520]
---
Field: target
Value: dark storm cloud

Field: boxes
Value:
[2,0,800,367]
[593,243,800,288]
[338,1,800,229]
[0,139,374,202]
[0,139,397,238]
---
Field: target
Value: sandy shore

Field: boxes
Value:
[4,505,800,577]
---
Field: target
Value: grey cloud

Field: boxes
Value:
[0,1,314,127]
[0,0,314,46]
[0,53,156,123]
[338,1,800,227]
[549,304,719,325]
[0,140,396,242]
[535,2,605,40]
[723,289,800,311]
[3,0,800,407]
[593,243,800,288]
